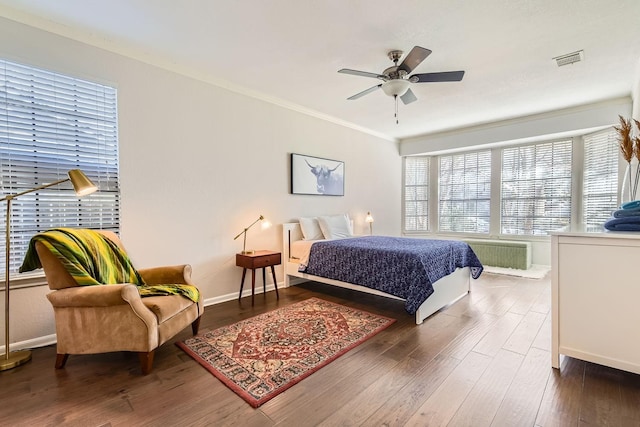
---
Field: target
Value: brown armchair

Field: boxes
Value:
[35,230,204,374]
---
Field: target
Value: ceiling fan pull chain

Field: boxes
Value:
[394,95,399,124]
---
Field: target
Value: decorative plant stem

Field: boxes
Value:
[631,165,636,201]
[634,121,640,201]
[633,164,639,202]
[615,116,638,202]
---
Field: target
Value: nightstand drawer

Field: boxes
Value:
[236,251,282,269]
[253,253,281,267]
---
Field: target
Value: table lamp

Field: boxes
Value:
[234,215,271,254]
[365,212,374,235]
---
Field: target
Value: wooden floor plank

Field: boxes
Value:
[535,356,585,427]
[447,349,524,427]
[531,312,552,352]
[270,353,399,426]
[316,356,427,426]
[508,281,547,316]
[578,362,627,426]
[491,347,551,426]
[472,311,523,357]
[619,369,640,426]
[360,354,462,426]
[438,312,499,361]
[502,310,546,355]
[529,278,551,314]
[403,351,493,426]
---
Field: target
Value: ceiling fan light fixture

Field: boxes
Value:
[381,79,410,97]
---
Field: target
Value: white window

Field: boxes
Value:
[582,129,618,232]
[501,140,572,235]
[404,156,430,232]
[0,59,119,279]
[438,150,491,233]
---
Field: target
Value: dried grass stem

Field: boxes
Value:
[616,116,640,201]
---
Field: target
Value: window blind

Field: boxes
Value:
[438,150,491,233]
[404,156,430,232]
[0,59,120,279]
[501,140,572,236]
[583,129,618,232]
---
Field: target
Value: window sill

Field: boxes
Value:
[0,271,48,291]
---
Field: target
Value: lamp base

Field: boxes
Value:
[0,349,32,371]
[241,250,255,255]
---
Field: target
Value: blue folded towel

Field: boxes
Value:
[621,200,640,210]
[604,216,640,231]
[613,206,640,218]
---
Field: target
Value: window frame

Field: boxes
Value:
[403,156,431,233]
[581,129,620,232]
[500,139,573,236]
[402,130,619,239]
[0,59,120,281]
[437,149,492,235]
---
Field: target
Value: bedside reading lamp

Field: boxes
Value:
[365,212,374,235]
[234,215,271,254]
[1,169,97,371]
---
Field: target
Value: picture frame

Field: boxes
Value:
[290,153,344,196]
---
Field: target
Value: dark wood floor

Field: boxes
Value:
[3,272,640,426]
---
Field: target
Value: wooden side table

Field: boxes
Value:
[236,250,281,305]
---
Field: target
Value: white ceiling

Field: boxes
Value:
[1,0,639,141]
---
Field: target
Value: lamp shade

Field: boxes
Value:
[381,79,410,97]
[365,212,374,223]
[68,169,98,196]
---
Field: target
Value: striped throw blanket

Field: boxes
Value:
[20,228,199,303]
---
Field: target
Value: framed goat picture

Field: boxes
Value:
[290,153,344,196]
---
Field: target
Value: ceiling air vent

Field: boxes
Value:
[553,50,584,67]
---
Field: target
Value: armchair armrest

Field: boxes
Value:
[46,283,159,354]
[46,284,143,307]
[138,264,193,285]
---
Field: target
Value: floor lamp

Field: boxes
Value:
[0,169,97,371]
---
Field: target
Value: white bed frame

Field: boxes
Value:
[282,223,471,325]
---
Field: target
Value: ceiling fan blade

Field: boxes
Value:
[400,88,417,105]
[411,70,465,83]
[347,84,382,100]
[338,69,385,79]
[398,46,432,74]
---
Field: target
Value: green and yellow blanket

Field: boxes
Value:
[20,228,199,303]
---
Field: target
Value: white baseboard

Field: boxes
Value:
[0,333,57,354]
[203,281,284,306]
[482,264,550,279]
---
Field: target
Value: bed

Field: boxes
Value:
[282,221,483,324]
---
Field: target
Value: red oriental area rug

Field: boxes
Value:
[177,297,395,407]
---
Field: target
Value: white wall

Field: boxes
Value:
[0,17,401,351]
[400,97,631,156]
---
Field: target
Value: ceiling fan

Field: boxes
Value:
[338,46,465,122]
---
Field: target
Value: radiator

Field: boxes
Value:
[463,239,531,270]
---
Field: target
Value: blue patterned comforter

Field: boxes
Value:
[299,236,483,314]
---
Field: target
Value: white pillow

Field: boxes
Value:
[298,217,324,240]
[317,214,353,239]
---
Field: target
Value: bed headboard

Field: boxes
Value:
[282,222,303,261]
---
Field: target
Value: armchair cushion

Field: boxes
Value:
[142,295,195,324]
